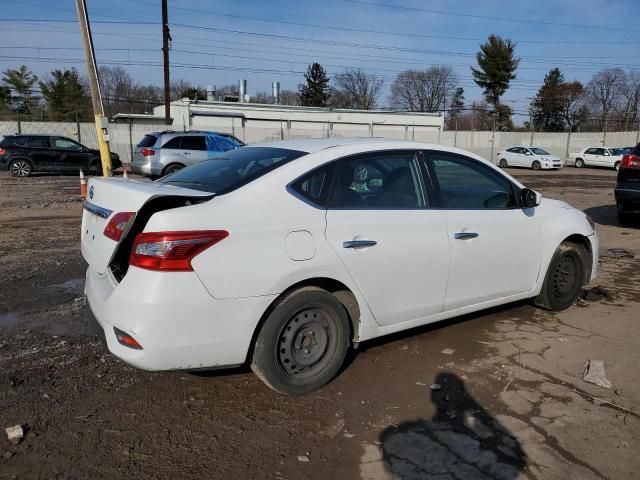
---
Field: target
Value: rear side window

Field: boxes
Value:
[158,147,306,194]
[330,151,426,209]
[26,137,51,148]
[290,164,336,208]
[162,136,182,149]
[180,135,206,151]
[425,151,517,210]
[137,134,158,148]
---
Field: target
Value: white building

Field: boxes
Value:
[116,99,445,145]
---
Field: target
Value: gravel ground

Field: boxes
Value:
[0,167,639,479]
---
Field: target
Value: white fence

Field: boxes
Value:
[1,120,638,164]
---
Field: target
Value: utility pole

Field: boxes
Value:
[162,0,171,125]
[75,0,111,177]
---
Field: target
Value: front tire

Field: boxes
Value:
[575,158,585,168]
[499,159,508,168]
[614,161,620,171]
[532,160,541,171]
[534,242,586,311]
[251,287,350,395]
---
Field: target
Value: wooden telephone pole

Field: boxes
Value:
[75,0,112,177]
[162,0,171,125]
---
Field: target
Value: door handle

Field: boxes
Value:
[342,240,377,249]
[454,232,479,240]
[183,151,191,155]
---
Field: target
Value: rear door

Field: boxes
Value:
[179,135,208,166]
[24,136,56,170]
[324,150,450,326]
[423,150,542,311]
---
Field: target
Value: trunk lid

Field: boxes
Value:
[81,177,212,274]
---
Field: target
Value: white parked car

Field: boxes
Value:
[82,139,598,395]
[567,147,624,170]
[496,146,562,170]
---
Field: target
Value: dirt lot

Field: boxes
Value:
[1,167,639,479]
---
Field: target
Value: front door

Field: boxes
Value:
[324,151,450,326]
[179,135,208,167]
[424,150,542,311]
[53,137,89,171]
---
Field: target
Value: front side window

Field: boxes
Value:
[530,147,550,155]
[180,135,206,151]
[425,151,517,210]
[158,147,306,194]
[55,138,82,150]
[330,151,426,209]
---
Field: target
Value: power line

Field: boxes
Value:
[344,0,624,31]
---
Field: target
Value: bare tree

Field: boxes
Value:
[253,91,273,104]
[389,66,458,112]
[99,66,161,115]
[279,89,299,106]
[558,81,585,130]
[331,68,384,109]
[621,71,640,131]
[587,68,626,129]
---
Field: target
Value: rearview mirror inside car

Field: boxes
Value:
[521,188,542,208]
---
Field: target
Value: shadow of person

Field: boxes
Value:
[379,373,526,479]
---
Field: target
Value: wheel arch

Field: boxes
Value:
[246,277,361,363]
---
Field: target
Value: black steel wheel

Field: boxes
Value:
[9,159,32,177]
[251,287,350,395]
[499,158,508,168]
[534,242,586,311]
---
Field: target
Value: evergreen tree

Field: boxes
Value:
[448,87,465,127]
[531,68,565,131]
[299,63,330,107]
[471,35,519,123]
[40,68,92,121]
[2,65,38,115]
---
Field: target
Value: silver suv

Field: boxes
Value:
[131,130,242,177]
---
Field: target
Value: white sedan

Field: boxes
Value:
[567,147,624,170]
[82,139,598,395]
[496,146,562,170]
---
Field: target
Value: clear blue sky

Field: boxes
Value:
[1,0,639,123]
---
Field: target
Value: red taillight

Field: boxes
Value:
[103,212,135,242]
[0,148,6,155]
[140,148,155,157]
[114,327,143,350]
[621,154,640,169]
[129,230,229,271]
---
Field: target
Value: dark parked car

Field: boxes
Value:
[615,143,640,223]
[0,134,121,177]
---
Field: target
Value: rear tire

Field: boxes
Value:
[162,163,184,176]
[534,242,586,311]
[532,160,541,171]
[9,159,32,177]
[575,158,585,168]
[499,159,508,168]
[614,161,620,171]
[251,287,350,395]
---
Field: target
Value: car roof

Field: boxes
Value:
[149,130,223,137]
[250,137,425,154]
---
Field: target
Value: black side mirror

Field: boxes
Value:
[521,188,541,208]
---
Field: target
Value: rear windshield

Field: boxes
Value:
[530,148,550,155]
[158,147,306,194]
[137,134,158,148]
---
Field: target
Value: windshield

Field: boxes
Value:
[609,148,625,155]
[158,147,306,194]
[530,148,550,155]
